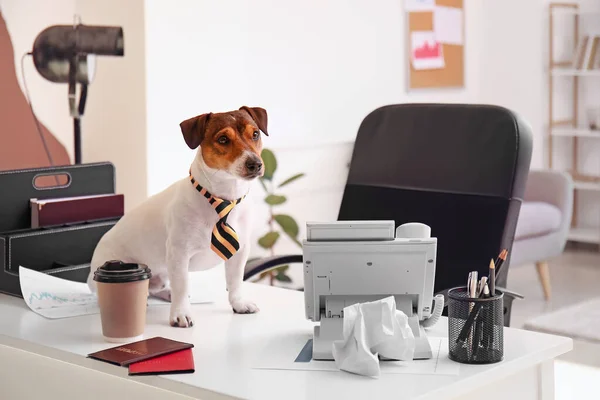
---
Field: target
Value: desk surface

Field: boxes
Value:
[0,282,572,400]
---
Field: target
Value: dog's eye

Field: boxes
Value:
[252,131,260,141]
[217,136,229,145]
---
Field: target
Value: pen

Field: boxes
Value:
[488,259,496,296]
[482,283,491,349]
[478,276,488,298]
[467,272,472,295]
[469,271,478,298]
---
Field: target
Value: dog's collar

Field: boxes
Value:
[188,170,245,204]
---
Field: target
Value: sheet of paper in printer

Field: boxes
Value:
[19,266,218,319]
[252,334,460,376]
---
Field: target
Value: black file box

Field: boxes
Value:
[0,162,120,297]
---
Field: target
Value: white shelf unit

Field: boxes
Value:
[573,180,600,191]
[551,68,600,76]
[551,127,600,137]
[549,3,600,246]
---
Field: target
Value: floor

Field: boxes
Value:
[507,246,600,398]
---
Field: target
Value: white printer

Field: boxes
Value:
[302,220,444,360]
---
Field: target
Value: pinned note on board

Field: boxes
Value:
[411,31,445,70]
[434,6,463,45]
[405,0,435,12]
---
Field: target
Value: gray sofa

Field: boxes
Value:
[510,170,574,300]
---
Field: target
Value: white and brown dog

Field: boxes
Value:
[87,106,268,327]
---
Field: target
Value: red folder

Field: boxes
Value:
[128,348,195,376]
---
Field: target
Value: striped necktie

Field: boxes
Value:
[189,171,245,260]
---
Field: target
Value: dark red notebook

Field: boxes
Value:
[30,193,124,228]
[87,337,194,367]
[128,348,195,376]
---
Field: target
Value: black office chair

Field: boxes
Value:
[244,103,533,326]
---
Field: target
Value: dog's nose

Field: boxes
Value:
[245,159,263,174]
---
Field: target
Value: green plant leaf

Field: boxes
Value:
[292,237,303,248]
[274,214,299,240]
[278,173,305,188]
[258,231,280,249]
[261,148,277,181]
[274,265,289,273]
[275,272,292,283]
[265,194,286,205]
[258,271,272,281]
[258,178,268,192]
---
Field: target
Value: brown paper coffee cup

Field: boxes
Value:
[94,260,152,343]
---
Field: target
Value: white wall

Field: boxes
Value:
[144,0,484,196]
[76,0,148,211]
[478,0,545,169]
[1,0,76,159]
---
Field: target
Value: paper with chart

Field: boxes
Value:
[411,31,445,70]
[252,334,459,375]
[19,266,218,319]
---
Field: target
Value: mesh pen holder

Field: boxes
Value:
[447,286,504,364]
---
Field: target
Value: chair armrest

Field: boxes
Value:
[523,170,573,214]
[496,286,524,300]
[243,254,303,281]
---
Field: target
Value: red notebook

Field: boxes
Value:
[87,337,193,367]
[30,193,124,228]
[128,348,195,376]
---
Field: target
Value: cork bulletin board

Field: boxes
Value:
[406,0,464,90]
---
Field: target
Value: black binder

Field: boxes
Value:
[0,162,120,297]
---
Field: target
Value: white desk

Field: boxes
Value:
[0,282,572,400]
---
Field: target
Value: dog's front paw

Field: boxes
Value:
[231,299,260,314]
[170,307,194,328]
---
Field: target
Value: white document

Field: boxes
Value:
[405,0,435,12]
[19,266,217,319]
[433,6,463,45]
[411,31,445,70]
[332,297,416,377]
[252,334,459,376]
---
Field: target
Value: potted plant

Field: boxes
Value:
[256,148,305,285]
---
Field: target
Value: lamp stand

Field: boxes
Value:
[73,117,82,164]
[68,56,88,164]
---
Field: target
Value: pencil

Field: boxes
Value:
[489,259,496,296]
[494,248,506,267]
[494,249,508,279]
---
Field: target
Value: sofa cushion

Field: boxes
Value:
[515,201,562,240]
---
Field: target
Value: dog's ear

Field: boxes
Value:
[180,113,212,149]
[240,106,269,136]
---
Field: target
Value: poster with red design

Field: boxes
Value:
[410,31,445,70]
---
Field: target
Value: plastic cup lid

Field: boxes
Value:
[93,260,152,283]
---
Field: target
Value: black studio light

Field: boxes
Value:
[29,17,124,164]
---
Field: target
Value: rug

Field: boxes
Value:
[524,298,600,343]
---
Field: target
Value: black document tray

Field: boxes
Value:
[0,162,119,297]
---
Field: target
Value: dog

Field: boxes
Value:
[87,106,268,327]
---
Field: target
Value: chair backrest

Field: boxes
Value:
[338,104,532,293]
